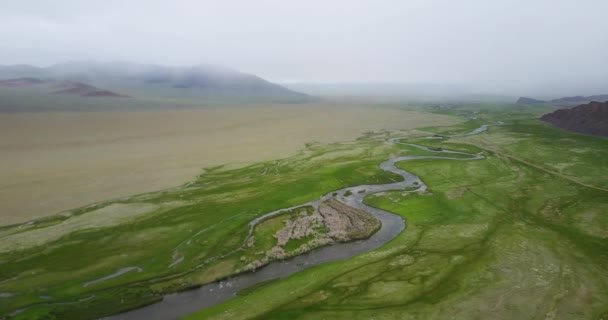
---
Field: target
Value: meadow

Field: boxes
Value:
[0,114,433,319]
[1,102,607,319]
[185,105,608,320]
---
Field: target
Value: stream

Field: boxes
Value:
[104,126,488,320]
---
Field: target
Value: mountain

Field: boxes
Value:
[540,101,608,137]
[550,95,608,106]
[517,95,608,106]
[0,61,311,102]
[0,65,45,78]
[0,77,50,87]
[0,77,127,98]
[517,97,546,104]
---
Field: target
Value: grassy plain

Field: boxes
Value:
[1,102,607,319]
[0,121,432,319]
[185,105,608,320]
[0,102,457,225]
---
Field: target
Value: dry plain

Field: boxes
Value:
[0,103,458,225]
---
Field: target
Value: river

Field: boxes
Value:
[105,125,488,320]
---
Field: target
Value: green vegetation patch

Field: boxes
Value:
[185,105,608,320]
[0,135,401,319]
[3,104,608,320]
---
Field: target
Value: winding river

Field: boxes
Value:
[105,126,488,320]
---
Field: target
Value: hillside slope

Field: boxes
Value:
[540,101,608,137]
[51,81,128,97]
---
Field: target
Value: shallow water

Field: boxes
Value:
[83,267,143,288]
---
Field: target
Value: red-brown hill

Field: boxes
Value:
[51,82,128,98]
[540,101,608,137]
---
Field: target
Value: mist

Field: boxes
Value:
[1,0,607,96]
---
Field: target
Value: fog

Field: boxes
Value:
[1,0,607,96]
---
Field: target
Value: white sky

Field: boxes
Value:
[1,0,607,94]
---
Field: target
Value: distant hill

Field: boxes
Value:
[516,97,546,104]
[517,94,608,106]
[0,77,50,87]
[51,81,128,98]
[540,101,608,137]
[550,95,608,105]
[0,61,311,103]
[0,77,127,98]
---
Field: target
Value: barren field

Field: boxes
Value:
[0,104,458,225]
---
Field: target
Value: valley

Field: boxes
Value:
[1,102,606,320]
[2,2,608,319]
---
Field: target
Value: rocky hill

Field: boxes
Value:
[540,101,608,137]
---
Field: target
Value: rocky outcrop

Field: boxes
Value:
[540,101,608,137]
[318,199,381,241]
[242,199,380,271]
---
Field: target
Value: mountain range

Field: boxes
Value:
[0,61,311,103]
[517,95,608,106]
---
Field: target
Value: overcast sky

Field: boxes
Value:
[1,0,607,95]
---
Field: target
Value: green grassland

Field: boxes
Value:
[1,103,607,319]
[457,120,608,190]
[185,106,608,320]
[0,128,418,319]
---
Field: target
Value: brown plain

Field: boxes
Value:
[0,103,458,225]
